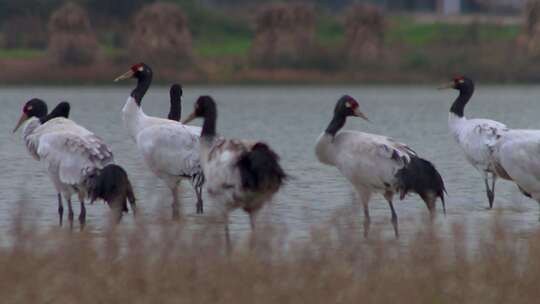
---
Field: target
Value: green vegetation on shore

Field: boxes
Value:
[0,16,522,60]
[0,0,534,84]
[387,17,520,46]
[0,48,44,59]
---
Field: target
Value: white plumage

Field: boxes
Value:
[316,95,445,238]
[443,76,510,208]
[116,63,204,216]
[124,98,202,180]
[493,129,540,205]
[14,99,114,227]
[25,117,113,190]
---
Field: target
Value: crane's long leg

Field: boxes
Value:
[490,173,497,208]
[57,193,64,227]
[357,188,372,238]
[384,191,399,239]
[67,197,74,229]
[484,172,495,209]
[78,192,86,229]
[195,185,203,214]
[171,185,180,220]
[192,173,204,214]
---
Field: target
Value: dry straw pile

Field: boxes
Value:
[128,2,193,67]
[345,4,385,63]
[47,2,99,66]
[251,3,316,66]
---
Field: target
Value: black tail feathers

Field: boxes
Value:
[396,156,446,214]
[86,164,136,215]
[237,143,286,193]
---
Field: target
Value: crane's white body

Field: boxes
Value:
[22,117,113,199]
[122,96,201,190]
[448,113,508,175]
[316,130,414,196]
[494,129,540,201]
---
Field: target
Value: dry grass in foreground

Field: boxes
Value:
[1,211,540,304]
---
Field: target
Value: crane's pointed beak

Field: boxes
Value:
[353,108,369,122]
[182,112,197,125]
[114,70,134,82]
[13,113,29,133]
[438,82,455,90]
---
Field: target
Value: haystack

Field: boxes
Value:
[251,3,316,66]
[128,3,193,66]
[47,2,99,66]
[519,0,540,56]
[344,4,385,63]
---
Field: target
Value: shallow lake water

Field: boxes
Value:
[1,84,540,243]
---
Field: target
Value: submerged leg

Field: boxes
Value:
[192,174,204,214]
[484,173,495,209]
[67,197,74,229]
[57,193,64,227]
[357,188,372,238]
[384,191,399,239]
[490,173,497,208]
[195,184,204,214]
[78,192,86,229]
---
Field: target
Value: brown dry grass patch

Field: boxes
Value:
[1,208,540,303]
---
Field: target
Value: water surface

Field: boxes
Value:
[1,85,539,241]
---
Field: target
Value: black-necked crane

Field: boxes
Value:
[13,99,135,226]
[440,76,510,209]
[492,129,540,218]
[115,63,204,217]
[183,96,286,249]
[315,95,446,238]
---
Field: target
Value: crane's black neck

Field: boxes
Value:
[41,102,70,124]
[131,72,152,107]
[168,98,181,121]
[200,107,217,140]
[450,86,474,118]
[325,111,347,137]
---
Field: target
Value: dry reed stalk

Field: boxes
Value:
[1,205,540,303]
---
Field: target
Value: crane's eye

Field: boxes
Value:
[458,79,464,84]
[345,102,351,108]
[138,66,144,72]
